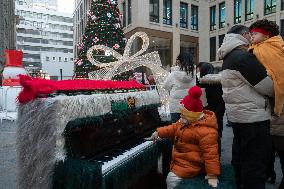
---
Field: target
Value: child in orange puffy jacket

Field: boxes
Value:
[146,86,220,189]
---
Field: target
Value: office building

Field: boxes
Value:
[41,52,74,80]
[0,0,17,70]
[15,0,74,70]
[74,0,284,67]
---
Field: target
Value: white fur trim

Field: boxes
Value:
[2,67,27,78]
[200,73,222,84]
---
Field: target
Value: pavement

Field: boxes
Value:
[0,112,17,123]
[0,118,282,189]
[0,120,17,189]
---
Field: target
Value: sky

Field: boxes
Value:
[57,0,75,13]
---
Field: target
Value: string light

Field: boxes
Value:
[87,32,170,104]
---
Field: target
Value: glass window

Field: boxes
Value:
[180,2,188,29]
[64,58,68,62]
[219,2,226,29]
[59,57,62,62]
[191,5,198,31]
[24,38,40,43]
[219,34,225,47]
[81,20,84,35]
[53,57,56,61]
[42,39,48,44]
[163,0,172,25]
[42,14,48,20]
[149,0,159,23]
[128,0,132,25]
[210,37,216,61]
[264,0,276,15]
[37,13,42,19]
[122,2,126,27]
[282,0,284,10]
[46,57,49,61]
[234,0,242,24]
[245,0,254,20]
[146,36,171,69]
[280,19,284,39]
[180,41,197,65]
[210,6,216,31]
[80,4,83,17]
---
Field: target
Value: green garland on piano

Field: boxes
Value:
[175,164,236,189]
[52,140,172,189]
[53,158,103,189]
[64,103,161,132]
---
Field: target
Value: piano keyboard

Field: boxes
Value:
[101,141,154,175]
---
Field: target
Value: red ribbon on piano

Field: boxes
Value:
[17,75,145,104]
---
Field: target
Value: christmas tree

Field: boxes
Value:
[75,0,126,79]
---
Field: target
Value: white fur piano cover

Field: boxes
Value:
[17,90,160,189]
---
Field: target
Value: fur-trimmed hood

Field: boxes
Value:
[217,33,250,60]
[199,73,222,85]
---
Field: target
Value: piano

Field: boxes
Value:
[17,77,172,189]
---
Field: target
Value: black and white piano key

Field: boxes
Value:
[101,140,153,174]
[92,142,138,162]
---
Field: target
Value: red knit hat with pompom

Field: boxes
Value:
[180,86,203,112]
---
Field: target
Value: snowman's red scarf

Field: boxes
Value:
[17,75,145,104]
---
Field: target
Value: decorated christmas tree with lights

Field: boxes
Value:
[75,0,126,79]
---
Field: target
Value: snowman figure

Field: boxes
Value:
[2,50,27,86]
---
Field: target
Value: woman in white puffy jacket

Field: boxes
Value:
[163,52,196,123]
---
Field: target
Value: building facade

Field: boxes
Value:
[73,0,92,58]
[0,0,17,71]
[41,52,74,80]
[200,0,284,65]
[118,0,202,69]
[19,0,57,10]
[73,0,202,70]
[74,0,284,68]
[15,0,74,70]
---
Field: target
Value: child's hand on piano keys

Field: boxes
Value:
[145,131,159,142]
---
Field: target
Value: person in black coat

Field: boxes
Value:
[196,62,225,155]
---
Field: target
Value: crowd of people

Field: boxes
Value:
[146,19,284,189]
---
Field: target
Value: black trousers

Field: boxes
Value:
[216,113,224,157]
[266,139,276,181]
[231,120,271,189]
[267,146,284,189]
[269,135,284,189]
[278,150,284,189]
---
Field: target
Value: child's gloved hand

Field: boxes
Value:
[144,131,159,142]
[205,175,218,188]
